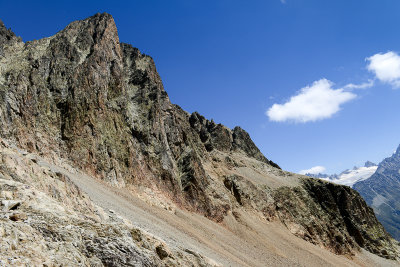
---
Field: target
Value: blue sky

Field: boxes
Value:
[2,0,400,174]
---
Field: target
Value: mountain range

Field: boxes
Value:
[0,13,398,266]
[306,161,378,187]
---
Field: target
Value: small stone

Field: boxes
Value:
[156,244,169,259]
[130,228,142,242]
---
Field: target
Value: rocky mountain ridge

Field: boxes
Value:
[354,145,400,242]
[0,13,398,265]
[0,13,280,221]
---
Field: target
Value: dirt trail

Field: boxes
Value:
[35,157,399,267]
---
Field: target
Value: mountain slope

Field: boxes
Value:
[0,139,217,266]
[2,138,398,266]
[0,13,398,265]
[354,146,400,241]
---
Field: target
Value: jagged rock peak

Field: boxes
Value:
[53,12,122,60]
[188,112,280,168]
[0,19,16,40]
[62,12,118,40]
[232,126,280,168]
[0,19,21,56]
[364,161,377,167]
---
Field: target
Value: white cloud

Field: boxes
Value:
[343,79,374,89]
[266,79,356,123]
[367,51,400,88]
[299,166,326,175]
[280,0,286,3]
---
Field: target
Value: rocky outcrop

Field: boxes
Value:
[0,12,398,264]
[0,139,218,266]
[275,179,397,258]
[0,20,20,57]
[189,112,279,167]
[221,172,398,259]
[364,161,377,168]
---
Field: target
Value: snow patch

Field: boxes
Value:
[321,166,377,187]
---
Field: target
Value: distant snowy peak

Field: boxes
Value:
[328,165,378,187]
[305,162,378,187]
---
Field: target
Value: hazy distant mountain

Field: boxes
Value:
[354,147,400,241]
[306,161,377,187]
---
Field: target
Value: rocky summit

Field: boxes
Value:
[0,13,399,266]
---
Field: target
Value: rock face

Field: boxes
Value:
[0,20,20,57]
[0,139,217,266]
[274,179,396,257]
[0,13,279,220]
[0,13,398,264]
[354,146,400,241]
[364,161,377,168]
[223,172,398,258]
